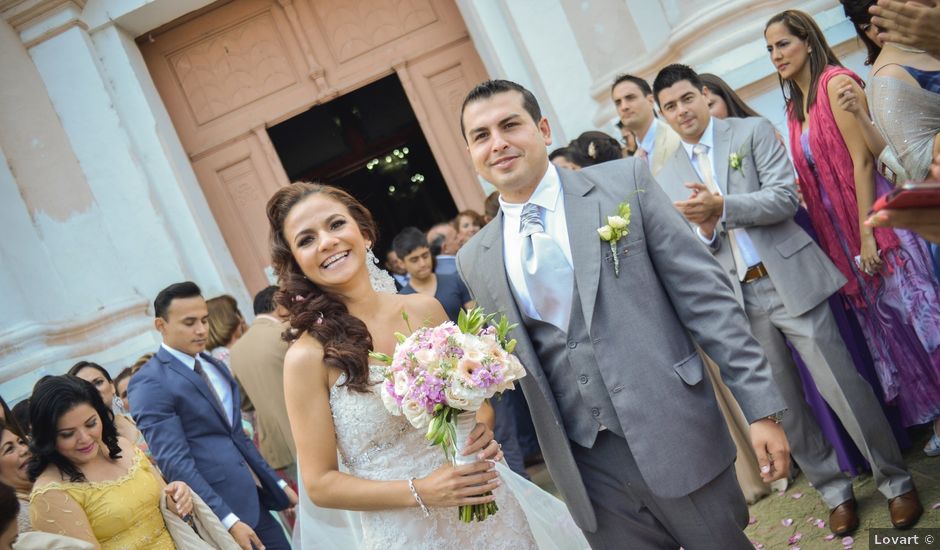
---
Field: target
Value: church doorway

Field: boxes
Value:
[268,74,457,256]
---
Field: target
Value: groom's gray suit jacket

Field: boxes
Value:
[456,158,785,532]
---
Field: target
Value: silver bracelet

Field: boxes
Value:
[407,477,430,517]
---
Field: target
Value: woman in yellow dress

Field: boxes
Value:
[26,375,193,549]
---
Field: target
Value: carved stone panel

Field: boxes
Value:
[309,0,438,62]
[192,134,282,294]
[168,12,299,125]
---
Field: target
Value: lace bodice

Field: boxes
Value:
[328,367,538,550]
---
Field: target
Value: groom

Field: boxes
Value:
[456,80,790,549]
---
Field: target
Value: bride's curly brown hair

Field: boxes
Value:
[267,182,376,392]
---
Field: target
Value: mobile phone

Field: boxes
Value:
[871,181,940,212]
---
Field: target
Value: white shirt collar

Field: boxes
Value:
[680,117,715,159]
[161,342,199,369]
[498,163,561,222]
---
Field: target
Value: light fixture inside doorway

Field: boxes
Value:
[366,147,410,173]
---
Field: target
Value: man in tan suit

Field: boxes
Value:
[610,73,681,175]
[229,286,296,480]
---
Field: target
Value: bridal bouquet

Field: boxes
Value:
[370,308,526,523]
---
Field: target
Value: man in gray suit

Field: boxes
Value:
[652,64,921,535]
[457,79,791,549]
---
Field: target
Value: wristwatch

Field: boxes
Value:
[764,410,786,424]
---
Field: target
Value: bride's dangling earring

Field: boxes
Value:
[366,247,397,294]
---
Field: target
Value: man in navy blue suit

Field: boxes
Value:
[130,282,296,550]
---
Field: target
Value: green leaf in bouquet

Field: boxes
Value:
[400,310,413,334]
[505,338,517,354]
[394,332,407,344]
[368,351,392,365]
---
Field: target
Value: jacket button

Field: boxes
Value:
[720,230,727,238]
[591,408,600,417]
[567,341,577,349]
[729,269,737,276]
[579,375,589,384]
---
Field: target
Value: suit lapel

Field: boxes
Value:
[671,144,700,190]
[159,348,232,429]
[559,169,601,334]
[713,118,732,194]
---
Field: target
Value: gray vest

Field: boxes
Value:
[520,282,623,448]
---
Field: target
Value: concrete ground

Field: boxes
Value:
[527,428,939,550]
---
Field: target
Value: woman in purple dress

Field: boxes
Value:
[767,10,940,455]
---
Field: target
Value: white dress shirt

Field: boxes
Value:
[638,118,660,160]
[499,164,574,321]
[681,119,762,268]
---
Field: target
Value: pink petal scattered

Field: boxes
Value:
[791,547,800,550]
[751,543,765,550]
[782,518,794,527]
[824,534,836,541]
[805,517,815,524]
[842,536,854,546]
[815,519,826,529]
[932,502,940,510]
[788,532,803,544]
[791,492,804,499]
[748,516,758,525]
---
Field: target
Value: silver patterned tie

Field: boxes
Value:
[520,203,574,331]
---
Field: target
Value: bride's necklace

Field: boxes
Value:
[888,43,926,54]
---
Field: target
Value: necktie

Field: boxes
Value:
[520,203,574,331]
[194,359,229,425]
[693,144,749,281]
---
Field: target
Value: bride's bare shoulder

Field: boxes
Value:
[395,293,448,326]
[284,333,327,378]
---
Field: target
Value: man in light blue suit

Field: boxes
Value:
[129,281,296,550]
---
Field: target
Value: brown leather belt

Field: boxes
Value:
[743,262,768,283]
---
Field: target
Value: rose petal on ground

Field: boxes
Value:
[932,502,940,510]
[748,516,758,525]
[782,518,794,527]
[842,536,854,546]
[791,492,803,499]
[824,534,836,541]
[788,532,803,544]
[815,519,826,529]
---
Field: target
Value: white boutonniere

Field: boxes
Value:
[597,201,632,277]
[729,145,748,175]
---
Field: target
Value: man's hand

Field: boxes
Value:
[870,0,940,59]
[673,182,723,224]
[460,422,503,462]
[230,520,264,550]
[749,418,791,483]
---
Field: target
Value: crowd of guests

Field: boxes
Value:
[0,1,936,549]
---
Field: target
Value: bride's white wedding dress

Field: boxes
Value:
[293,367,588,549]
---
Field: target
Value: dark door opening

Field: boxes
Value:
[268,74,458,258]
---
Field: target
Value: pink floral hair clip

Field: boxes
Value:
[294,294,306,303]
[316,312,324,325]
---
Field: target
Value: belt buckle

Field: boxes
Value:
[744,263,766,283]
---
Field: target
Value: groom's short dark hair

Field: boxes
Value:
[460,80,542,140]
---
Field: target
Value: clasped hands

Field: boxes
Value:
[673,183,724,239]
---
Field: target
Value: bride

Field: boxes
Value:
[267,182,587,549]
